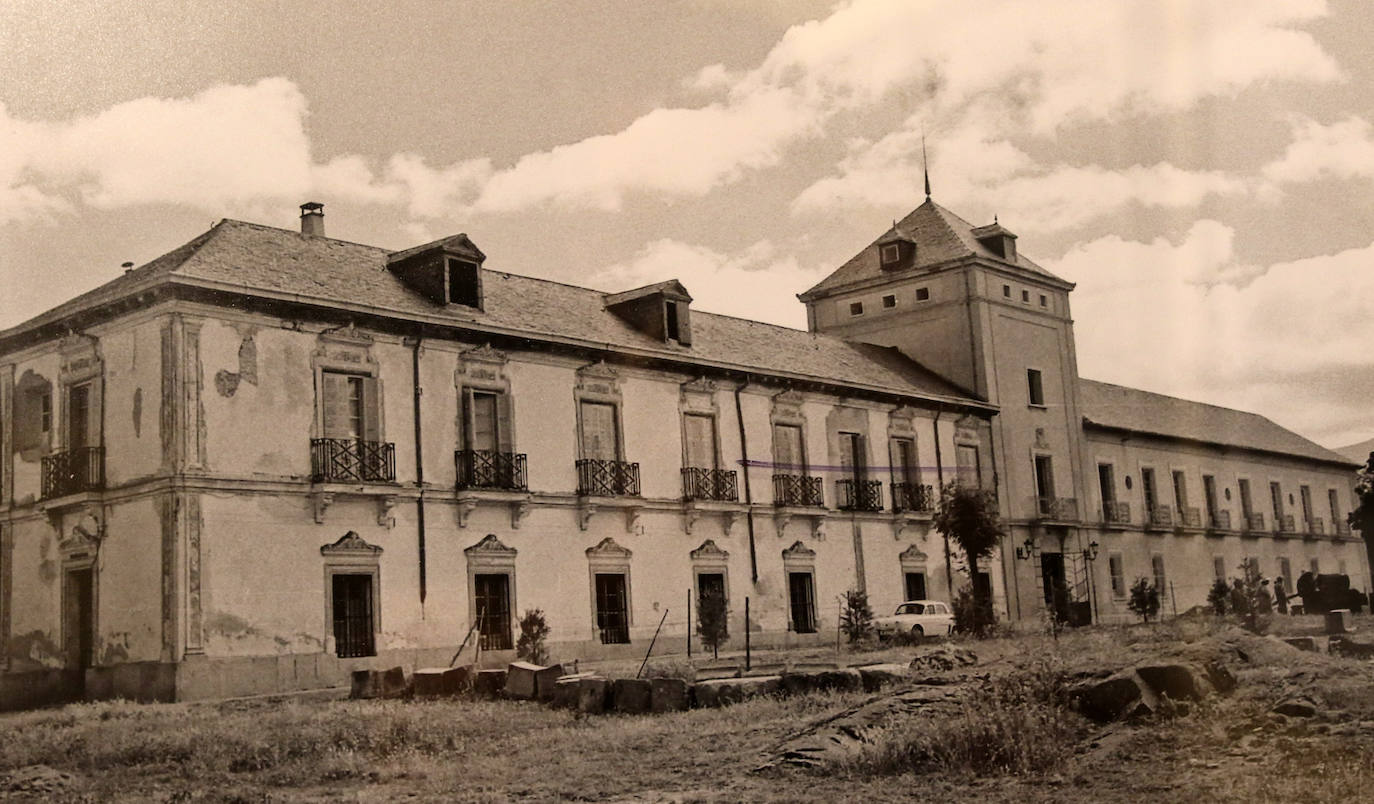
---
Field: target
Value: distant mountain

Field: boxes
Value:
[1336,437,1374,464]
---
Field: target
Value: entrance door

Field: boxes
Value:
[788,571,816,633]
[473,573,512,650]
[63,567,94,676]
[904,571,927,601]
[1040,552,1070,623]
[331,574,375,658]
[594,573,630,644]
[696,572,727,639]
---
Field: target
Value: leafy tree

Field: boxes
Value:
[515,608,551,665]
[951,584,997,637]
[839,589,875,644]
[1207,579,1229,616]
[1351,452,1374,588]
[1127,578,1160,623]
[696,587,729,660]
[933,481,1004,636]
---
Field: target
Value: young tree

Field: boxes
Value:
[696,587,729,660]
[1207,579,1229,616]
[1127,578,1160,623]
[1351,452,1374,594]
[839,589,875,644]
[516,609,551,665]
[933,481,1005,636]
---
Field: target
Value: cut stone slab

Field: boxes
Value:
[613,678,654,714]
[1326,609,1355,635]
[856,663,912,693]
[814,668,863,692]
[576,677,611,714]
[413,666,471,698]
[1328,636,1374,659]
[534,663,565,701]
[474,669,508,698]
[693,675,781,708]
[650,677,689,712]
[553,673,599,709]
[1134,663,1211,702]
[1071,670,1160,722]
[350,669,379,700]
[1281,636,1319,652]
[1273,698,1319,718]
[505,661,543,700]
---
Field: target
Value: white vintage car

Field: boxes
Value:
[874,600,955,642]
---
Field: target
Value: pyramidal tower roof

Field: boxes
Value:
[800,199,1068,300]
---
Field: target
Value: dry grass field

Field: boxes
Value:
[3,616,1374,802]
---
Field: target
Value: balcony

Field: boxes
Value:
[1034,496,1079,522]
[41,446,104,499]
[455,450,527,491]
[837,479,883,512]
[1102,500,1131,526]
[576,459,640,497]
[1146,505,1173,530]
[1336,521,1352,538]
[1178,507,1202,529]
[892,482,934,514]
[1277,514,1297,535]
[1206,510,1231,532]
[1243,512,1266,533]
[773,474,823,507]
[1307,517,1325,537]
[682,467,738,502]
[311,438,396,483]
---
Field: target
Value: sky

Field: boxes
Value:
[1,0,1371,449]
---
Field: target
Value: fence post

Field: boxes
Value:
[1170,581,1178,619]
[686,588,692,659]
[745,597,751,672]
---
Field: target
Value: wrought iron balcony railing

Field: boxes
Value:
[1147,505,1173,529]
[682,467,738,502]
[455,450,527,491]
[1307,517,1325,536]
[1207,510,1231,531]
[40,446,104,499]
[1178,507,1202,528]
[311,438,396,483]
[1336,521,1352,538]
[576,458,640,497]
[1278,514,1296,534]
[892,482,934,513]
[1034,496,1079,521]
[773,474,824,507]
[1244,512,1266,532]
[1103,500,1131,525]
[837,478,883,512]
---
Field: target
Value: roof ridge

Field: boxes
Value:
[1080,377,1270,418]
[217,218,392,253]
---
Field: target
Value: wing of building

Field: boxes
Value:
[0,199,1363,707]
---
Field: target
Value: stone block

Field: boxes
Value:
[1071,671,1159,722]
[378,666,410,699]
[350,669,378,700]
[505,661,543,700]
[577,677,611,714]
[778,672,814,697]
[650,677,689,712]
[814,668,863,692]
[553,673,599,709]
[693,675,781,707]
[413,666,471,697]
[534,664,565,701]
[1273,698,1319,718]
[1326,609,1355,635]
[612,678,654,714]
[1282,636,1319,652]
[856,663,912,692]
[474,669,507,698]
[1328,636,1374,659]
[1134,663,1210,701]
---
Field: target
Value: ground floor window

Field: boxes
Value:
[904,571,926,601]
[331,573,375,658]
[474,572,513,651]
[595,573,630,644]
[1108,553,1125,598]
[788,571,816,633]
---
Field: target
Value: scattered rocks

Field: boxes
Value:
[1328,636,1374,659]
[1071,670,1160,722]
[907,646,978,675]
[1,766,79,797]
[762,685,963,769]
[1272,698,1319,718]
[1134,663,1212,702]
[855,663,912,692]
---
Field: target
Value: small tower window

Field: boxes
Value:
[849,301,864,316]
[1027,369,1045,406]
[1039,294,1048,307]
[1003,284,1011,298]
[881,294,897,309]
[1021,290,1030,303]
[915,287,930,301]
[880,244,901,265]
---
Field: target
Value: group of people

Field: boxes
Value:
[1230,571,1317,616]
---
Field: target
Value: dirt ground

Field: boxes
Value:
[2,614,1373,802]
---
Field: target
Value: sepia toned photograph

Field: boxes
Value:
[1,1,1372,801]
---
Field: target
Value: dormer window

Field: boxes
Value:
[604,279,693,346]
[880,244,901,265]
[972,220,1018,263]
[387,233,487,310]
[666,301,682,341]
[448,258,481,307]
[876,227,915,271]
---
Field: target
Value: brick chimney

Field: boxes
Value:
[300,202,324,237]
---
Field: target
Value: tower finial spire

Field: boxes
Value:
[922,125,931,201]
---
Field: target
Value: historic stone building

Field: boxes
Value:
[0,198,1363,707]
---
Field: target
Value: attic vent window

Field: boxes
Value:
[448,258,482,307]
[849,301,864,316]
[880,244,901,265]
[915,287,930,301]
[882,294,896,309]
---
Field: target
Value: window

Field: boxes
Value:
[787,571,816,633]
[1034,454,1055,501]
[1238,479,1253,519]
[1003,284,1011,298]
[880,243,901,264]
[839,432,865,483]
[66,382,92,450]
[1329,488,1342,527]
[682,413,718,470]
[447,258,482,307]
[1021,289,1030,303]
[579,400,620,460]
[772,423,805,474]
[594,573,631,644]
[956,444,980,488]
[1270,481,1284,520]
[1300,485,1313,525]
[474,573,513,650]
[1213,556,1226,582]
[890,437,918,486]
[666,301,681,341]
[1152,555,1167,597]
[1172,470,1188,511]
[881,294,896,308]
[1203,475,1219,523]
[695,572,728,639]
[1141,467,1158,513]
[904,571,927,601]
[915,287,930,301]
[463,390,503,452]
[849,301,864,316]
[1109,554,1125,597]
[38,390,52,434]
[322,371,379,441]
[1039,294,1047,307]
[331,574,376,658]
[1026,369,1044,406]
[1278,557,1292,586]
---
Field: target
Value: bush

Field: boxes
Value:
[696,587,729,660]
[1208,579,1229,615]
[951,585,996,637]
[839,589,875,644]
[1127,578,1160,623]
[515,609,550,665]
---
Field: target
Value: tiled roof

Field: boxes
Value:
[3,219,982,407]
[801,199,1064,298]
[1080,379,1355,467]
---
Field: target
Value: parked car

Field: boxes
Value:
[874,600,955,643]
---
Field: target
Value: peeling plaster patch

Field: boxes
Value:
[38,559,57,585]
[14,369,52,462]
[293,632,324,649]
[132,388,143,437]
[237,334,258,386]
[205,610,262,639]
[214,369,240,397]
[100,634,130,665]
[10,630,62,668]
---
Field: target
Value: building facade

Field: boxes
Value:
[0,198,1362,707]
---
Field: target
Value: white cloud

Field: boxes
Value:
[1262,115,1374,183]
[592,238,824,328]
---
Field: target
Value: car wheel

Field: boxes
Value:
[911,624,924,645]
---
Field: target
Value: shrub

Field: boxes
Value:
[1127,577,1160,623]
[515,609,551,665]
[1208,579,1229,615]
[696,587,729,660]
[839,589,875,644]
[951,584,996,637]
